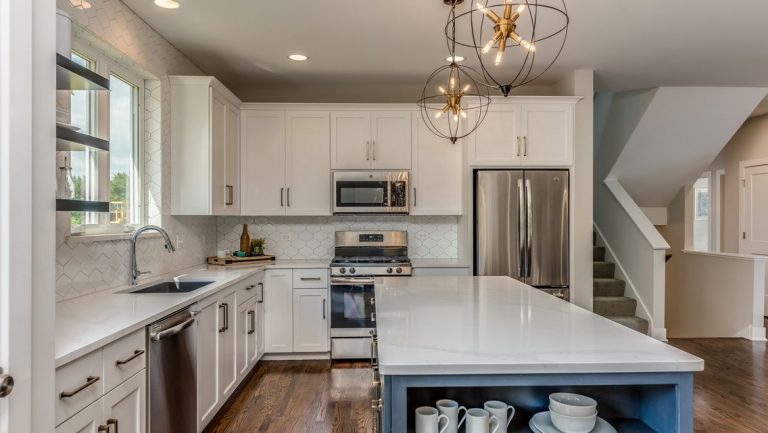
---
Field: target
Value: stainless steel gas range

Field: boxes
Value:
[329,230,412,360]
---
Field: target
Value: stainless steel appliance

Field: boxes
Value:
[148,306,197,433]
[332,171,409,214]
[330,231,411,359]
[474,169,569,300]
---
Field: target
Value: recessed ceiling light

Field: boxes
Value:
[446,55,465,63]
[154,0,180,9]
[288,54,309,61]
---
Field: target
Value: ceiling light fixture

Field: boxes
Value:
[154,0,180,9]
[447,0,569,96]
[288,54,309,61]
[446,55,465,63]
[417,1,490,144]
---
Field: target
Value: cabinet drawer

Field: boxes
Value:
[56,349,104,426]
[103,329,146,393]
[237,272,264,305]
[292,268,328,288]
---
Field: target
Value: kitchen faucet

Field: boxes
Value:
[130,225,176,285]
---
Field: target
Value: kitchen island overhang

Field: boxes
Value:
[372,276,703,433]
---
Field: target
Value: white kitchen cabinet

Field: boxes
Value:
[469,99,575,167]
[55,399,103,433]
[411,114,463,215]
[293,289,329,353]
[237,297,258,378]
[240,110,331,216]
[218,289,238,398]
[331,111,412,170]
[264,269,294,353]
[170,76,241,215]
[195,295,220,428]
[286,111,331,215]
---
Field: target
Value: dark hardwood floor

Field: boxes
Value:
[207,338,768,433]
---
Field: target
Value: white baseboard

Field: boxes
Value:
[651,327,668,342]
[740,325,767,341]
[261,352,330,361]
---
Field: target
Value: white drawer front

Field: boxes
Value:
[292,268,328,289]
[237,272,264,305]
[103,329,146,393]
[56,348,104,426]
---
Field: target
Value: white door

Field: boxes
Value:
[55,399,103,433]
[742,164,768,255]
[520,103,573,166]
[264,270,294,353]
[102,371,146,433]
[222,103,241,215]
[371,112,412,170]
[286,111,331,215]
[469,106,522,166]
[210,91,229,214]
[331,112,371,169]
[292,289,329,352]
[218,290,237,398]
[241,110,286,215]
[196,296,220,428]
[411,114,463,215]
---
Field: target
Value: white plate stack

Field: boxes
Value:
[528,393,616,433]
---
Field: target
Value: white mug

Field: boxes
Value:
[217,250,229,258]
[483,401,515,431]
[415,406,450,433]
[465,408,500,433]
[436,399,467,433]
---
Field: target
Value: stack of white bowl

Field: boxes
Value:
[547,393,598,433]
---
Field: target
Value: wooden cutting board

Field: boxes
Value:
[207,255,276,266]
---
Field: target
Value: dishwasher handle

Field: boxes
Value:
[150,316,197,341]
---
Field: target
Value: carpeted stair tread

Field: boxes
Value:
[593,246,606,261]
[593,261,616,278]
[606,315,650,334]
[593,278,626,297]
[593,296,637,317]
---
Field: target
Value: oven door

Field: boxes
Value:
[330,277,376,336]
[333,171,409,214]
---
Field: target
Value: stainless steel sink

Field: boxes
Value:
[127,280,214,294]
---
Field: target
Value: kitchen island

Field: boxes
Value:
[373,276,703,433]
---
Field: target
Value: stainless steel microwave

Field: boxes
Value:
[332,171,409,215]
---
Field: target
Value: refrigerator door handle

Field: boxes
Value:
[525,178,533,278]
[518,178,526,279]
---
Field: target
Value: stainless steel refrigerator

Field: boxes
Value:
[474,170,569,299]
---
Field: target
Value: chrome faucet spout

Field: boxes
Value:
[130,225,176,285]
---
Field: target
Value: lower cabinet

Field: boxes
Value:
[218,290,238,397]
[237,295,260,377]
[196,294,221,429]
[56,370,146,433]
[293,289,329,352]
[264,269,294,352]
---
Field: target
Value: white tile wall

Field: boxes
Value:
[217,216,459,260]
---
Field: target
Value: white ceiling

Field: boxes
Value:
[121,0,768,102]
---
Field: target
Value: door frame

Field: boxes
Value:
[0,0,56,432]
[711,168,725,252]
[739,157,768,254]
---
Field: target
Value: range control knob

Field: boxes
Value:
[339,267,346,274]
[386,267,393,274]
[395,267,403,274]
[349,267,356,274]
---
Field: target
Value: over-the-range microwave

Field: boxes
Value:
[332,171,409,215]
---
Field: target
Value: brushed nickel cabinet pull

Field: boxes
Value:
[218,303,229,333]
[516,137,521,157]
[98,425,109,433]
[248,310,256,335]
[225,185,234,206]
[246,284,255,291]
[372,140,376,160]
[287,188,291,207]
[257,282,264,303]
[523,136,528,156]
[413,187,417,207]
[280,187,284,207]
[322,299,326,319]
[107,418,118,433]
[366,141,370,160]
[115,349,144,366]
[300,277,322,281]
[59,376,100,399]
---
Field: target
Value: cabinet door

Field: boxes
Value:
[241,110,286,215]
[256,294,265,361]
[331,111,371,169]
[469,105,522,166]
[55,398,103,433]
[371,111,413,170]
[221,103,241,214]
[286,111,331,215]
[237,298,258,378]
[264,270,294,353]
[196,295,220,428]
[520,103,573,166]
[210,91,229,214]
[218,290,238,398]
[411,114,463,215]
[292,289,329,353]
[246,299,259,367]
[102,371,146,433]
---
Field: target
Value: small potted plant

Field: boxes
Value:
[249,238,266,257]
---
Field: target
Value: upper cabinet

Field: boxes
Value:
[331,111,412,170]
[241,110,331,216]
[468,98,576,167]
[170,76,241,215]
[411,114,463,215]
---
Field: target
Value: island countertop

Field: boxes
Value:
[374,276,704,376]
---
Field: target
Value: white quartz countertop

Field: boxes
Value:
[411,259,470,268]
[56,259,329,368]
[374,276,704,376]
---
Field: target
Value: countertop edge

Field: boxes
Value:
[378,360,705,376]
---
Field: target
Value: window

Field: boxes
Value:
[692,174,710,251]
[68,46,144,234]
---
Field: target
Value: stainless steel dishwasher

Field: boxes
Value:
[148,305,198,433]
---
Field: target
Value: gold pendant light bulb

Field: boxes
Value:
[482,38,495,54]
[438,86,447,94]
[516,4,526,13]
[495,51,504,65]
[435,111,443,119]
[462,84,471,93]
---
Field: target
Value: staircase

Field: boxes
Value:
[592,234,649,334]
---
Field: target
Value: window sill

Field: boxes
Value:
[66,231,160,243]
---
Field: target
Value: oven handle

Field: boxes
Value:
[331,277,375,285]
